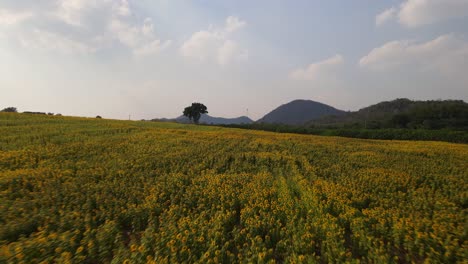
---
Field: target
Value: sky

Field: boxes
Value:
[1,0,468,120]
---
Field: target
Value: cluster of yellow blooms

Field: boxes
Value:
[0,113,466,263]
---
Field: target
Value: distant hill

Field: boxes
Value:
[310,98,468,129]
[153,114,253,125]
[257,99,345,125]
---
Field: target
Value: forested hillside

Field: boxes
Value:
[310,99,468,130]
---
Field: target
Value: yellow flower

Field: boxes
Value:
[16,252,24,260]
[14,246,22,254]
[76,246,84,254]
[138,245,145,252]
[130,244,138,252]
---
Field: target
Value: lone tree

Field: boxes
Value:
[1,107,17,113]
[183,103,208,124]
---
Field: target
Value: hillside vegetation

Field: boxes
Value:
[226,99,468,143]
[0,113,467,263]
[310,99,468,130]
[223,123,468,143]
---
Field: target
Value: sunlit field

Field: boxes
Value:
[0,113,466,263]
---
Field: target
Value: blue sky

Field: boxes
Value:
[1,0,468,120]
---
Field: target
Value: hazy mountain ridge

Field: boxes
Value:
[150,98,468,130]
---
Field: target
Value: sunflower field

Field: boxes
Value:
[0,113,466,263]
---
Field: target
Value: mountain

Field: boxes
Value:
[309,98,468,129]
[257,99,346,125]
[153,114,253,125]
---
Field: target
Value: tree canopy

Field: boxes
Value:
[1,107,17,113]
[183,103,208,124]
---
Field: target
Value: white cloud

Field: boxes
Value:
[289,54,344,81]
[180,16,248,65]
[399,0,468,27]
[217,40,248,65]
[109,16,171,56]
[225,16,246,33]
[0,8,33,26]
[360,40,410,70]
[19,29,95,54]
[115,0,131,17]
[109,18,139,47]
[142,18,154,37]
[359,34,468,77]
[133,39,172,56]
[376,7,396,26]
[0,0,170,56]
[378,0,468,28]
[180,30,220,60]
[55,0,105,26]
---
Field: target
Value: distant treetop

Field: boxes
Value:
[1,107,18,113]
[183,103,208,124]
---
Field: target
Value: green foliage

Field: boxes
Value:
[224,123,468,143]
[391,114,410,128]
[1,107,17,113]
[23,112,46,115]
[0,113,467,263]
[312,99,468,130]
[183,103,208,124]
